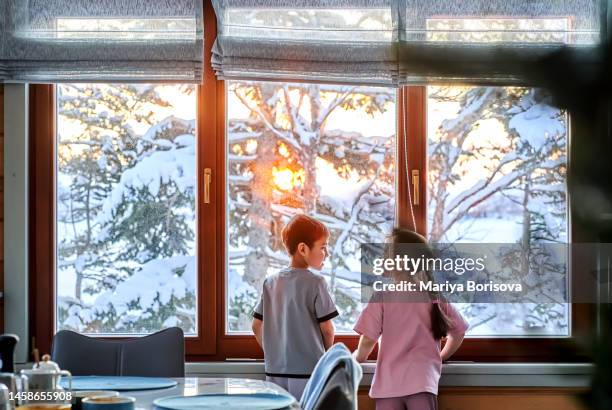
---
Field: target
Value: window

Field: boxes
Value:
[226,81,396,333]
[28,4,592,360]
[425,17,573,43]
[29,1,217,356]
[55,18,196,40]
[225,82,571,338]
[223,8,393,41]
[31,80,585,359]
[426,85,569,337]
[55,84,198,335]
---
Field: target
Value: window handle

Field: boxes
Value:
[412,169,419,206]
[204,168,212,204]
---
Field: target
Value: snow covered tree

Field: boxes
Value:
[427,85,568,335]
[56,80,569,336]
[57,84,197,333]
[58,84,179,300]
[227,81,395,331]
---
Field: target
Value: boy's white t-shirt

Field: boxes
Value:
[253,267,339,378]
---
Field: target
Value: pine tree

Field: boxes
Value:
[57,84,197,333]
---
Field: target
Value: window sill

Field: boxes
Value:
[17,361,592,387]
[185,362,593,388]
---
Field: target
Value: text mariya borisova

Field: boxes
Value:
[372,280,523,293]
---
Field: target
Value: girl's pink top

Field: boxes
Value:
[354,293,469,398]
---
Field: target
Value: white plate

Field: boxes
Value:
[153,393,296,410]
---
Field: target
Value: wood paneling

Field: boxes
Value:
[357,387,588,410]
[1,84,4,333]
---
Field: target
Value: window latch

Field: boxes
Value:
[412,169,419,206]
[204,168,212,204]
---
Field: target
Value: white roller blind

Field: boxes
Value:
[212,0,602,85]
[0,0,204,83]
[212,0,398,85]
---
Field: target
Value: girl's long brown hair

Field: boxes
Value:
[389,227,450,340]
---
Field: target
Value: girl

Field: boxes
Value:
[353,228,468,410]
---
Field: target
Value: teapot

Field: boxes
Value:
[20,355,72,393]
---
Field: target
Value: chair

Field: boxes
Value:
[300,343,362,410]
[310,361,354,409]
[51,327,184,377]
[0,334,19,373]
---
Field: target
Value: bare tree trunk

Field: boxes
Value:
[245,130,275,294]
[429,179,449,242]
[75,274,83,300]
[302,160,318,214]
[74,170,94,300]
[521,180,531,276]
[68,187,83,301]
[301,85,322,214]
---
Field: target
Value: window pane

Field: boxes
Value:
[426,17,574,44]
[427,86,569,336]
[226,81,396,332]
[414,3,599,44]
[56,84,197,335]
[223,8,393,41]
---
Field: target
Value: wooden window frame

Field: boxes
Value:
[29,0,219,357]
[29,1,594,362]
[211,86,593,362]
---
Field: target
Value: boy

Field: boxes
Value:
[252,214,338,400]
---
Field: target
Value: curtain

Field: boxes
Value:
[0,0,204,83]
[211,0,602,85]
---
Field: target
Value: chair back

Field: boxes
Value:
[0,334,19,373]
[51,327,184,377]
[310,361,354,410]
[300,343,362,410]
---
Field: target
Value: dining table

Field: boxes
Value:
[105,377,301,410]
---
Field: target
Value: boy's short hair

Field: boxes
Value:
[282,214,329,255]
